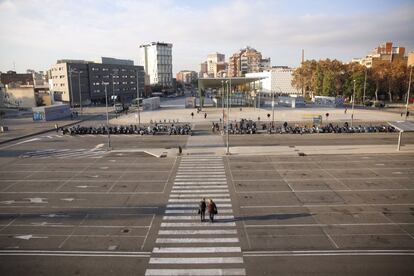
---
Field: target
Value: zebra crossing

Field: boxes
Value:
[145,155,246,276]
[20,147,107,159]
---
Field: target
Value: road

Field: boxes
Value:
[0,128,413,275]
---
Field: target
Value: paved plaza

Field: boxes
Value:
[0,126,413,275]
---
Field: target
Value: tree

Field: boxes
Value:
[322,71,335,96]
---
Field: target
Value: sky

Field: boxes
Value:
[0,0,413,74]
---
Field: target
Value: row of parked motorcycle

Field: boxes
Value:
[217,119,396,134]
[62,124,192,136]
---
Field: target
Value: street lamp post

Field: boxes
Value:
[103,82,111,150]
[221,80,225,131]
[405,65,413,121]
[271,91,275,128]
[226,78,231,155]
[351,79,356,128]
[78,71,82,115]
[363,68,367,103]
[68,65,74,108]
[136,69,141,126]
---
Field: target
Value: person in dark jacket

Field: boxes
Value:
[198,198,206,222]
[207,199,217,222]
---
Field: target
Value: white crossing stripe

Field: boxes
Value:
[170,194,230,198]
[176,176,226,178]
[169,198,231,203]
[153,247,241,253]
[161,222,236,227]
[155,238,239,244]
[158,230,237,235]
[178,167,224,169]
[165,209,233,214]
[176,173,225,175]
[174,183,227,185]
[145,269,246,276]
[149,257,243,264]
[172,186,228,189]
[162,215,234,220]
[171,189,229,193]
[166,204,232,208]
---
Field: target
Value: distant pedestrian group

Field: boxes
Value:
[198,198,217,222]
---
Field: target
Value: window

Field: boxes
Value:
[92,67,99,71]
[102,68,109,71]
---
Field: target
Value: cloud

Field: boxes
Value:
[0,0,413,73]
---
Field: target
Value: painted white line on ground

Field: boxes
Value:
[173,183,227,186]
[176,173,226,176]
[156,238,239,244]
[158,230,237,235]
[0,250,151,254]
[244,253,414,257]
[166,204,232,208]
[175,176,226,178]
[169,198,231,203]
[0,253,149,257]
[240,203,414,208]
[161,222,236,227]
[169,194,230,198]
[153,247,241,253]
[145,268,246,276]
[162,215,234,220]
[165,209,233,214]
[171,189,229,193]
[172,186,228,189]
[244,222,414,227]
[149,257,243,264]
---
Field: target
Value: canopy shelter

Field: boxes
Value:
[197,77,266,107]
[387,121,414,151]
[198,77,265,90]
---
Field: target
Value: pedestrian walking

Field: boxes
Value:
[204,113,207,119]
[207,199,217,222]
[344,108,347,114]
[198,198,206,222]
[54,123,59,133]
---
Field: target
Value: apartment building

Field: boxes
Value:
[352,42,407,68]
[228,46,271,77]
[176,70,198,84]
[49,57,144,105]
[139,42,173,87]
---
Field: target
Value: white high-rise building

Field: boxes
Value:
[139,42,173,87]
